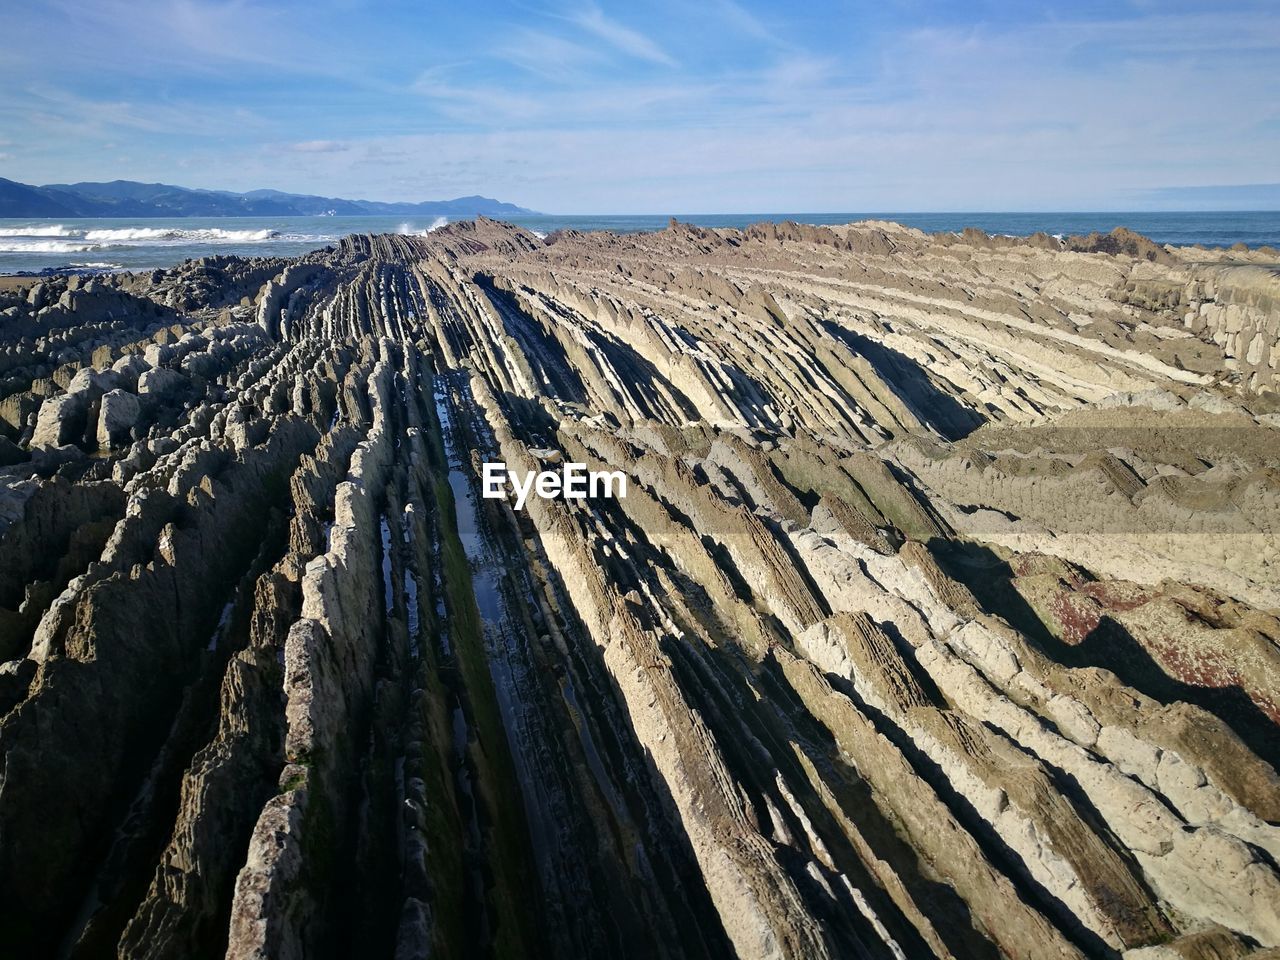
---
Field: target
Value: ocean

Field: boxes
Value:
[1,211,1278,275]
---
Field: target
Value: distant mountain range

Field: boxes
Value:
[0,178,538,218]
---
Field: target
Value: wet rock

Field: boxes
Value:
[2,220,1278,960]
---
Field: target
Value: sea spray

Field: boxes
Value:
[396,217,448,236]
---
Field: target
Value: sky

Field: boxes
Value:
[0,0,1277,213]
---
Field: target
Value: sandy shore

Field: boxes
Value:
[0,276,33,294]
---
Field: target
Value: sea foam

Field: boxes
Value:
[82,227,281,243]
[0,239,99,253]
[0,224,78,238]
[396,217,448,236]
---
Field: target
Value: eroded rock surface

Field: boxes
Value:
[0,220,1277,959]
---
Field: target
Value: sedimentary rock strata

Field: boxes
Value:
[0,220,1277,959]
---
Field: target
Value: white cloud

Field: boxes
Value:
[1,3,1276,211]
[494,27,606,80]
[288,140,350,153]
[567,4,677,67]
[712,0,774,42]
[8,85,267,138]
[410,68,545,122]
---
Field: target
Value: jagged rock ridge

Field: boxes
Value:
[0,218,1278,960]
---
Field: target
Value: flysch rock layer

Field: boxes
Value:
[0,219,1277,960]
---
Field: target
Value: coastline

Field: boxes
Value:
[2,212,1280,277]
[2,218,1278,956]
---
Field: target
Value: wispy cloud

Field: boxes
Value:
[14,0,406,90]
[711,0,777,44]
[42,0,302,71]
[1,1,1277,211]
[492,27,606,80]
[288,140,350,153]
[411,67,545,122]
[10,85,267,137]
[565,4,677,67]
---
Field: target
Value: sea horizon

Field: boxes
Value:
[2,209,1279,275]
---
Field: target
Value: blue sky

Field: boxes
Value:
[1,0,1277,212]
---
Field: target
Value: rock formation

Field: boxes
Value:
[0,219,1277,959]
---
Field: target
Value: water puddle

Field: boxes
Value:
[432,380,502,621]
[206,600,234,651]
[379,514,394,615]
[432,376,553,860]
[431,370,643,948]
[402,508,420,658]
[450,699,491,946]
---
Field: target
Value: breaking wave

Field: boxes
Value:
[0,239,100,253]
[0,226,298,252]
[82,227,281,243]
[0,224,77,238]
[0,219,350,270]
[396,217,448,236]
